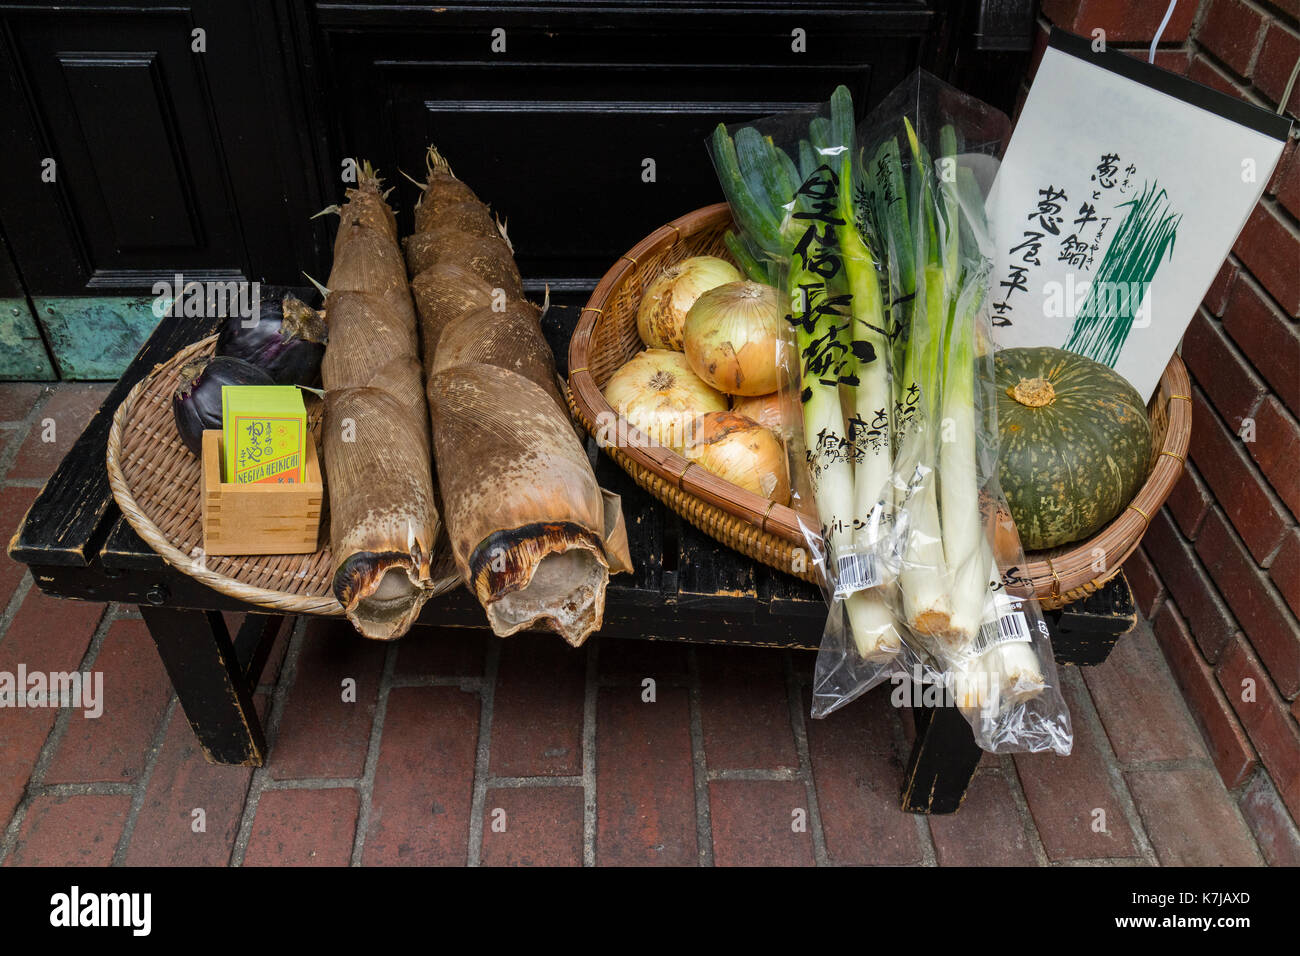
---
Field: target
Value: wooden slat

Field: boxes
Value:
[675,515,757,604]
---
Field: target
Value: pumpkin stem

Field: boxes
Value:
[1010,377,1055,408]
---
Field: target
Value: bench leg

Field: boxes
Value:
[900,694,983,814]
[140,606,267,766]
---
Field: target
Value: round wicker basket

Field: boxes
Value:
[568,203,1192,610]
[105,335,461,615]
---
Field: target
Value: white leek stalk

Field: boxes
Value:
[898,262,952,636]
[937,270,988,649]
[949,547,1047,714]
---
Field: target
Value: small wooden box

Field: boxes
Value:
[201,430,323,556]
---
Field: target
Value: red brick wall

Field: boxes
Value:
[1028,1,1300,844]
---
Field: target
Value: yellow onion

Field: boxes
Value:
[731,392,784,433]
[637,256,741,350]
[686,412,790,504]
[603,349,727,452]
[683,280,782,396]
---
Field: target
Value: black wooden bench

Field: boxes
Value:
[9,306,1136,814]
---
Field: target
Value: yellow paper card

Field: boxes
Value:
[221,385,307,485]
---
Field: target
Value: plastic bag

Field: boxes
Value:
[709,72,1072,755]
[708,88,901,623]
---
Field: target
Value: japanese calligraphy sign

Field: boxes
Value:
[988,29,1291,401]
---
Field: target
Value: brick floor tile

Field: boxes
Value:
[243,787,359,867]
[927,774,1035,866]
[0,383,46,424]
[480,786,584,867]
[124,707,255,866]
[697,645,797,771]
[808,683,903,756]
[1013,679,1139,861]
[709,780,815,866]
[1082,621,1208,764]
[362,685,480,866]
[0,486,37,608]
[1238,770,1300,867]
[6,384,110,480]
[597,635,690,680]
[488,633,585,777]
[269,619,386,780]
[1126,767,1262,866]
[4,794,131,867]
[44,619,172,784]
[395,625,487,678]
[804,685,922,865]
[0,706,55,832]
[0,589,103,823]
[0,586,104,671]
[596,685,697,866]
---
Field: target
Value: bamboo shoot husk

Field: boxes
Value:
[320,291,420,388]
[410,261,512,358]
[428,363,630,644]
[413,166,481,234]
[403,212,504,275]
[321,162,439,640]
[406,145,631,646]
[330,190,396,255]
[432,300,567,412]
[410,233,522,297]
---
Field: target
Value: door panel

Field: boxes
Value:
[0,0,328,378]
[58,52,200,251]
[1,6,243,290]
[317,1,935,287]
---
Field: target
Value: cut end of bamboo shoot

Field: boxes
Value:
[332,551,434,642]
[469,523,611,647]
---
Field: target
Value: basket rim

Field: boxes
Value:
[568,203,1191,605]
[568,203,805,543]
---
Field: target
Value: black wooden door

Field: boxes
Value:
[312,0,948,291]
[0,0,327,295]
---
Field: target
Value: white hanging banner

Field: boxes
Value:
[988,29,1291,402]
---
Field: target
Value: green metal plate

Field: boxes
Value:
[0,298,56,381]
[33,296,163,381]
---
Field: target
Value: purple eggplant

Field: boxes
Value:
[216,295,327,386]
[172,355,275,456]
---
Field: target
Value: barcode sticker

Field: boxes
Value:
[975,606,1032,654]
[833,549,881,597]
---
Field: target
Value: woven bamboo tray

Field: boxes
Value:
[105,336,460,615]
[568,203,1192,609]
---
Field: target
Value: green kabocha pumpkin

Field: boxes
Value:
[995,346,1152,551]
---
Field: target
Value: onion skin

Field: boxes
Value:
[603,349,726,452]
[171,355,275,456]
[636,256,741,351]
[683,280,782,396]
[216,295,327,386]
[686,411,790,504]
[731,392,783,432]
